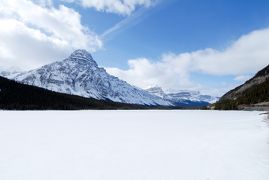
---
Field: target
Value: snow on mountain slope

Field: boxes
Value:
[147,87,219,104]
[13,50,171,106]
[166,90,219,104]
[146,87,166,98]
[0,71,21,79]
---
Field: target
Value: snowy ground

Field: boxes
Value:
[0,110,269,180]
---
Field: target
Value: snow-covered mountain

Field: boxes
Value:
[0,71,20,79]
[146,87,166,98]
[0,70,9,77]
[166,91,219,104]
[147,87,219,106]
[11,50,171,106]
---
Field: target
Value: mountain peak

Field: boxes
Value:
[147,86,164,92]
[146,86,165,98]
[67,49,98,67]
[69,49,94,61]
[13,50,171,106]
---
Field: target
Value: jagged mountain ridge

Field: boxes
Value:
[12,50,171,106]
[146,87,219,107]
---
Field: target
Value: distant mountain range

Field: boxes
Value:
[146,87,218,107]
[0,49,218,109]
[215,64,269,110]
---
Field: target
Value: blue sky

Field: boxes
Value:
[87,0,269,95]
[79,0,269,68]
[1,0,269,95]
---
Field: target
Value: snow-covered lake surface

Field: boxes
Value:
[0,110,269,180]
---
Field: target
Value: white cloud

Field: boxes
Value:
[106,28,269,95]
[234,75,251,82]
[32,0,53,7]
[107,54,193,91]
[192,29,269,75]
[0,0,102,71]
[64,0,154,15]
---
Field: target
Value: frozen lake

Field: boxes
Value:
[0,110,269,180]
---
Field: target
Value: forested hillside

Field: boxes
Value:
[215,64,269,110]
[0,76,146,110]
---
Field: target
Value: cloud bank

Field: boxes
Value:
[0,0,102,71]
[106,28,269,94]
[64,0,154,15]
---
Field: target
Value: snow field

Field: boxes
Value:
[0,110,268,180]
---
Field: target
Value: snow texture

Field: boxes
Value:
[12,50,171,106]
[0,110,269,180]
